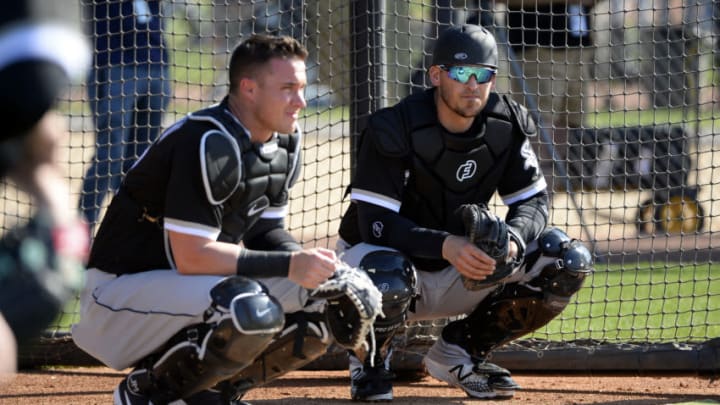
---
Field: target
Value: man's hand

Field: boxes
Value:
[456,204,523,290]
[442,234,496,281]
[288,247,338,289]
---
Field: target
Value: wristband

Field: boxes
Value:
[236,249,291,278]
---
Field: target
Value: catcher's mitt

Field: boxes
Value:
[309,264,383,351]
[459,203,519,290]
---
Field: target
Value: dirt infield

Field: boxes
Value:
[1,367,718,405]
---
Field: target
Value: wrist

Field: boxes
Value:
[237,249,292,278]
[506,226,526,265]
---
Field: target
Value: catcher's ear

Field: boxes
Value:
[429,65,442,86]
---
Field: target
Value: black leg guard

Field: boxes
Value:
[222,311,333,396]
[354,250,417,363]
[125,276,284,403]
[443,228,593,359]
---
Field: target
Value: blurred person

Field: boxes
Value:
[336,24,593,402]
[0,0,90,377]
[79,0,171,232]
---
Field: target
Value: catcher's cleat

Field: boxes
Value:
[182,387,245,405]
[113,374,246,405]
[349,352,394,402]
[113,377,153,405]
[423,338,520,399]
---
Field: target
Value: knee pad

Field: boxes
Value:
[128,276,284,402]
[202,277,285,364]
[444,229,593,359]
[224,311,332,392]
[525,227,594,297]
[355,250,417,347]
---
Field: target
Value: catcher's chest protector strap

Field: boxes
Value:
[200,129,242,205]
[189,106,301,243]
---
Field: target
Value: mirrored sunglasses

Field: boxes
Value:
[440,65,496,84]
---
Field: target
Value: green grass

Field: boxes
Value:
[53,262,720,347]
[538,262,720,343]
[585,106,720,130]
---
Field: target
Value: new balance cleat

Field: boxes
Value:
[424,338,520,399]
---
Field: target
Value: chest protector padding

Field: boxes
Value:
[397,92,516,234]
[190,108,299,244]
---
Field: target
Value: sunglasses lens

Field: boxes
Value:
[474,68,495,83]
[447,66,495,84]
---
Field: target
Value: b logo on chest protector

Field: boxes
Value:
[456,160,477,182]
[372,221,384,238]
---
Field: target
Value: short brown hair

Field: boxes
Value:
[228,35,308,93]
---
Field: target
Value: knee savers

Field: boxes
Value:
[356,250,417,345]
[134,276,284,402]
[525,227,593,297]
[444,228,593,359]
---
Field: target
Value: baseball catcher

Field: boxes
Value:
[335,23,594,403]
[71,34,386,405]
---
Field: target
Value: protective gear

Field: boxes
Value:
[505,97,537,137]
[357,250,417,349]
[123,277,284,403]
[459,204,522,289]
[309,264,384,351]
[442,228,593,359]
[200,129,241,205]
[189,108,302,244]
[221,312,332,397]
[431,24,499,69]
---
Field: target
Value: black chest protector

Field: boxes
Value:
[189,105,301,244]
[391,92,525,235]
[88,103,301,275]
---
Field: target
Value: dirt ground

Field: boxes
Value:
[0,367,718,405]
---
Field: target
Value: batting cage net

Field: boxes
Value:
[6,0,719,371]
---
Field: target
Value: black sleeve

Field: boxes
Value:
[356,200,450,260]
[505,191,550,244]
[243,217,302,252]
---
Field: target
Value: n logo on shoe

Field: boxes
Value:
[449,364,473,381]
